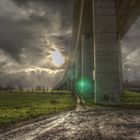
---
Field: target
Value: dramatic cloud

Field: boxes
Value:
[121,16,140,81]
[0,0,72,88]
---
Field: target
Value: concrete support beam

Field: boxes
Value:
[76,42,82,80]
[80,33,94,101]
[81,34,94,78]
[78,0,94,101]
[93,0,121,104]
[72,0,122,104]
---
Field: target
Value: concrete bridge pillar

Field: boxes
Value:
[74,36,94,102]
[74,0,94,102]
[72,0,122,104]
[75,40,82,80]
[93,0,121,104]
[80,33,94,101]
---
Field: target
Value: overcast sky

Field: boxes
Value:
[0,0,139,89]
[0,0,72,88]
[121,16,140,81]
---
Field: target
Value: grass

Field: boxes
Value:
[120,91,140,108]
[0,91,76,126]
[0,90,139,126]
[85,91,140,109]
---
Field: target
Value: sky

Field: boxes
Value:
[0,0,72,89]
[121,16,140,81]
[0,0,139,89]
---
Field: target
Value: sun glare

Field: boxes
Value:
[51,49,65,66]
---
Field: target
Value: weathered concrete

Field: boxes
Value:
[81,34,94,100]
[75,41,82,80]
[93,0,121,104]
[72,0,121,104]
[72,0,94,101]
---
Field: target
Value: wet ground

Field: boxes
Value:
[0,108,140,140]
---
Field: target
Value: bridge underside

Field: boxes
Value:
[116,0,140,38]
[57,0,140,105]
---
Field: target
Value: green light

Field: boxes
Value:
[75,77,93,96]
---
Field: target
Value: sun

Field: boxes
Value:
[51,49,65,66]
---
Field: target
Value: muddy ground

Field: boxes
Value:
[0,108,140,140]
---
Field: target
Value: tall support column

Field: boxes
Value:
[93,0,121,104]
[82,34,94,78]
[81,33,94,101]
[76,43,82,81]
[75,0,94,102]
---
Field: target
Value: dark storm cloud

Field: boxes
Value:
[0,0,72,59]
[12,0,72,28]
[12,0,72,13]
[121,16,140,80]
[0,17,34,61]
[0,0,72,88]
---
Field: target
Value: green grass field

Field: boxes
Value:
[0,91,76,126]
[86,91,140,109]
[0,90,139,126]
[120,91,140,107]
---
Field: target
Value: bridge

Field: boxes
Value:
[56,0,140,105]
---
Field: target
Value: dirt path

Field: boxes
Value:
[0,112,71,140]
[35,109,140,140]
[0,109,140,140]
